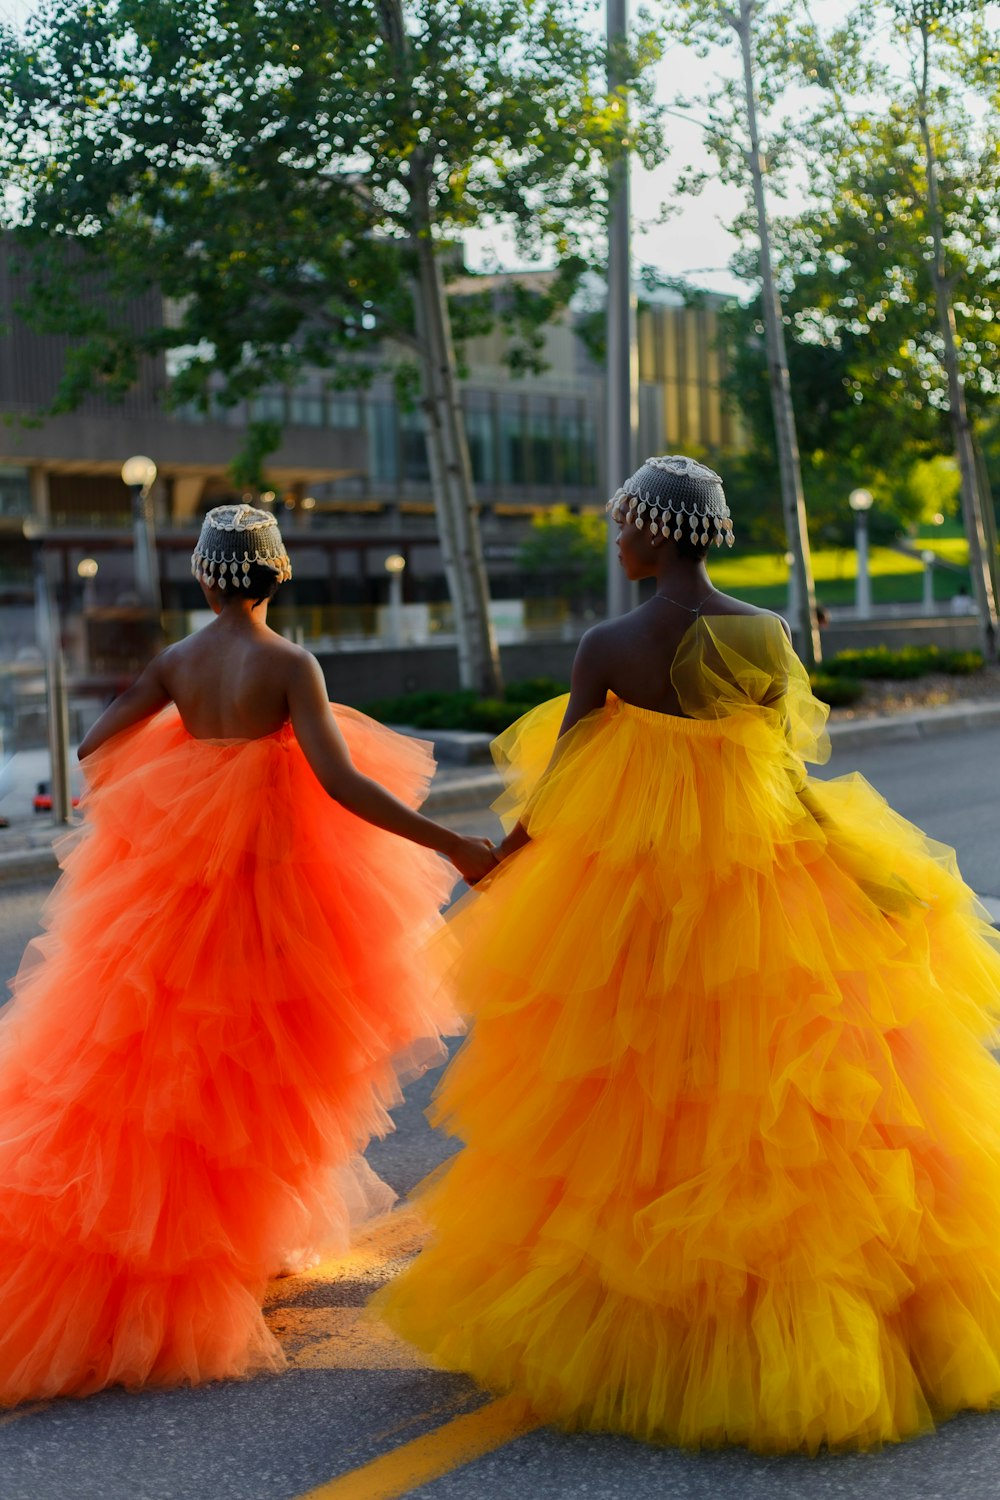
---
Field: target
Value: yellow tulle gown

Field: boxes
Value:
[376,614,1000,1453]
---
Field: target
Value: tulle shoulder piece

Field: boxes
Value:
[671,613,831,765]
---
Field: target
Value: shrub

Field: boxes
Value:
[365,680,568,732]
[942,650,984,676]
[810,674,865,708]
[503,677,569,706]
[363,689,480,729]
[466,698,540,733]
[823,646,984,681]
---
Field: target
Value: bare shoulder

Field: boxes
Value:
[706,592,770,620]
[707,594,792,640]
[575,617,620,656]
[276,638,327,690]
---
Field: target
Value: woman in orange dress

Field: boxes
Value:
[0,503,494,1406]
[378,456,1000,1453]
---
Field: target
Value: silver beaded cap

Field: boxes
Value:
[607,455,734,548]
[191,504,293,590]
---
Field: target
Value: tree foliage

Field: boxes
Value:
[518,504,607,605]
[0,0,666,467]
[662,0,1000,551]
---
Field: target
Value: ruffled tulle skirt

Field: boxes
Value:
[0,706,457,1405]
[377,694,1000,1453]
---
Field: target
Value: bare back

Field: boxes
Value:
[158,614,306,740]
[584,593,775,719]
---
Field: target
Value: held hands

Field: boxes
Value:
[448,835,499,887]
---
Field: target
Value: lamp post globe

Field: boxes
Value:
[121,455,157,493]
[849,489,873,620]
[384,555,406,647]
[921,550,937,616]
[122,456,161,612]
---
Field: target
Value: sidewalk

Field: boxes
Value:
[4,697,1000,886]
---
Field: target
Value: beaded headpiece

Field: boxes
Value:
[607,455,734,548]
[191,504,292,590]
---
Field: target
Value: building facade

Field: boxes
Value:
[1,252,744,662]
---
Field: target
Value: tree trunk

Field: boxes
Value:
[605,0,639,618]
[916,25,997,658]
[733,0,822,668]
[377,0,503,696]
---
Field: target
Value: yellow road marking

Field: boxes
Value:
[298,1394,541,1500]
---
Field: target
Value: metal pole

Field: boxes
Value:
[855,511,871,619]
[605,0,639,618]
[30,535,73,826]
[131,483,162,614]
[389,569,404,647]
[921,553,935,616]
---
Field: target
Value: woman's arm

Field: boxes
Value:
[288,652,496,885]
[496,628,610,861]
[78,656,172,759]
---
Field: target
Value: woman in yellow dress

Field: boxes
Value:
[377,455,1000,1453]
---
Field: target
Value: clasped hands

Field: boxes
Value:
[449,835,502,887]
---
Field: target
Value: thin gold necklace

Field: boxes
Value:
[651,587,718,616]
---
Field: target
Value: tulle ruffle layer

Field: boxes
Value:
[378,684,1000,1453]
[0,706,458,1404]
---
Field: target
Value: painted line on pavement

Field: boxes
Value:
[297,1394,541,1500]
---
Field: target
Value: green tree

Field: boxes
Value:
[664,0,823,663]
[763,0,1000,644]
[0,0,665,691]
[518,505,607,607]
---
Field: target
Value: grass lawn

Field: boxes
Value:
[710,536,972,609]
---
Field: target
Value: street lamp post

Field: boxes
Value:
[121,455,161,613]
[23,519,73,826]
[784,549,799,624]
[384,553,406,648]
[921,550,936,616]
[849,488,874,620]
[77,556,99,614]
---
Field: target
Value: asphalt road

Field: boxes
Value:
[2,728,1000,1499]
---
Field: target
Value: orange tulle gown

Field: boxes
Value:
[0,705,457,1406]
[377,614,1000,1453]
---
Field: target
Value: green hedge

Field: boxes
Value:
[822,645,984,680]
[809,674,864,708]
[365,649,982,731]
[365,677,568,734]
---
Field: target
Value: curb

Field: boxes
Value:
[827,698,1000,751]
[424,774,500,815]
[3,699,1000,886]
[0,845,65,886]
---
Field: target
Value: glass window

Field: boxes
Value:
[367,402,399,482]
[329,397,362,428]
[464,407,496,485]
[251,391,287,424]
[526,407,556,486]
[0,466,31,517]
[400,410,431,483]
[499,405,527,486]
[289,391,323,426]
